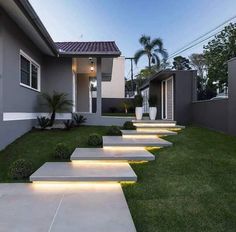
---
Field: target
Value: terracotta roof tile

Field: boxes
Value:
[55,41,121,56]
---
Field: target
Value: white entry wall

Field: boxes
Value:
[161,77,174,120]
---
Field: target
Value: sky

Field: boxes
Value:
[30,0,236,78]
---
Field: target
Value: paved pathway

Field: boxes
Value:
[0,183,136,232]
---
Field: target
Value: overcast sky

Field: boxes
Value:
[30,0,236,78]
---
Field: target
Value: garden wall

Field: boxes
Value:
[192,99,228,133]
[92,98,134,114]
[191,57,236,136]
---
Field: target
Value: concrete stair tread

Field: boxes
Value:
[132,119,176,124]
[121,129,177,136]
[103,136,172,147]
[71,148,155,161]
[30,162,137,182]
[136,125,185,129]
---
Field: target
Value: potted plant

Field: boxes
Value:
[134,94,143,120]
[148,95,157,120]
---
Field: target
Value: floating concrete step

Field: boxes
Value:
[30,162,137,182]
[135,125,185,130]
[71,148,155,161]
[132,119,176,124]
[121,129,177,136]
[103,136,172,148]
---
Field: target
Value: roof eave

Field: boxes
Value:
[13,0,58,56]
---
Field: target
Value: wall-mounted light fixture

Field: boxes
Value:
[90,61,94,72]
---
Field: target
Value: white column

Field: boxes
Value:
[96,57,102,116]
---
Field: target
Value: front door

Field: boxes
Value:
[161,77,174,120]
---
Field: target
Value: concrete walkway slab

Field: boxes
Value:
[121,129,177,136]
[103,136,172,147]
[71,148,155,161]
[0,183,136,232]
[30,162,137,182]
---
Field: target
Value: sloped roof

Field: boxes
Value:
[55,41,121,56]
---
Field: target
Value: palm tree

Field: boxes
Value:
[134,35,168,69]
[41,91,73,126]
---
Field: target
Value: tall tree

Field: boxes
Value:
[204,23,236,87]
[134,35,168,69]
[172,56,191,70]
[189,53,207,78]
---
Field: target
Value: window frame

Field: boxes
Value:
[19,50,41,92]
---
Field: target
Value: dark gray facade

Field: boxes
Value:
[147,70,197,125]
[0,7,73,150]
[227,58,236,135]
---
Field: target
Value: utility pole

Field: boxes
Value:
[125,57,135,96]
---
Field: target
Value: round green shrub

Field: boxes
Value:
[106,126,121,136]
[88,133,102,146]
[123,121,136,130]
[9,159,33,179]
[54,143,70,159]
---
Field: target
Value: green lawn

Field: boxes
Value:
[0,126,236,231]
[0,126,108,182]
[123,126,236,232]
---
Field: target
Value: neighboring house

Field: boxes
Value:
[140,70,197,125]
[0,0,125,150]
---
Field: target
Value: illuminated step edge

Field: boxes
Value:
[30,162,137,182]
[135,125,185,130]
[132,120,176,124]
[121,129,177,136]
[133,123,182,128]
[71,148,155,161]
[103,136,172,147]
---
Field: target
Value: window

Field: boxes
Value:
[20,51,40,91]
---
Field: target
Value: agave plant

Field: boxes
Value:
[37,116,50,129]
[73,114,87,127]
[41,91,73,126]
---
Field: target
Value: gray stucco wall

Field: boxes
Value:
[42,56,73,111]
[0,8,73,150]
[192,99,228,133]
[174,71,197,125]
[1,9,43,112]
[0,8,43,150]
[228,58,236,135]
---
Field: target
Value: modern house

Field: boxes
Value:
[140,70,197,125]
[0,0,125,150]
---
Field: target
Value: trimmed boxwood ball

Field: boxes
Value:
[54,143,70,159]
[106,126,121,136]
[123,121,136,130]
[88,133,103,146]
[9,159,33,179]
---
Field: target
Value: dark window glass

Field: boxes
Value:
[31,64,38,90]
[20,56,30,86]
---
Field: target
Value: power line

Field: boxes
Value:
[168,14,236,59]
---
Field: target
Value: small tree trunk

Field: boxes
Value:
[50,111,56,127]
[148,55,151,69]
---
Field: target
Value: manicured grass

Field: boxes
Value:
[0,126,108,182]
[123,126,236,232]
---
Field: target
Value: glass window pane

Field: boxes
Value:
[31,64,38,89]
[20,56,30,86]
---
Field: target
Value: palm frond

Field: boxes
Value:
[139,35,151,46]
[150,38,163,49]
[152,53,161,68]
[155,48,168,60]
[134,49,147,64]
